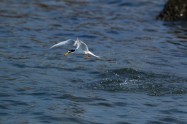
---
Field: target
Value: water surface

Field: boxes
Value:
[0,0,187,124]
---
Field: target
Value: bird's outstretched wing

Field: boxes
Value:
[77,40,100,59]
[76,40,89,51]
[50,39,72,49]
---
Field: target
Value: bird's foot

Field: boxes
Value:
[86,54,91,59]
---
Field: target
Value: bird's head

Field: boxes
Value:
[64,49,75,56]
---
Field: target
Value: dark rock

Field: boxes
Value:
[157,0,187,21]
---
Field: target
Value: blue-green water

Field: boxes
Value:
[1,0,187,123]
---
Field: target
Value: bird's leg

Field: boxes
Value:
[86,54,91,59]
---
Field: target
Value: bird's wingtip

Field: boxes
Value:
[49,45,55,49]
[50,39,72,49]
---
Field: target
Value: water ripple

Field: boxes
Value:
[1,0,187,124]
[90,68,187,96]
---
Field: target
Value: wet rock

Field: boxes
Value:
[157,0,187,21]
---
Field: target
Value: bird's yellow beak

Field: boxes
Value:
[64,52,70,56]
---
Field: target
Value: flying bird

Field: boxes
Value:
[50,38,101,59]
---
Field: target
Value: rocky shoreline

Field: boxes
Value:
[157,0,187,21]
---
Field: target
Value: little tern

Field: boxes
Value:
[50,38,101,59]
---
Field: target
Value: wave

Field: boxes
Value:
[88,68,187,96]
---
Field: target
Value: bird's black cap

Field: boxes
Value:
[68,49,75,53]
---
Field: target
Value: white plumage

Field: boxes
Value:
[50,38,101,59]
